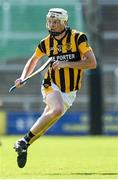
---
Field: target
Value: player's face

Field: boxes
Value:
[47,18,65,33]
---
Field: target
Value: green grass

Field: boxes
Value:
[0,136,118,179]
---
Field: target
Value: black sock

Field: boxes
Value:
[24,131,35,145]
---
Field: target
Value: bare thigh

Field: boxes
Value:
[45,90,64,113]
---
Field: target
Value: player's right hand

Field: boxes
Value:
[15,78,25,88]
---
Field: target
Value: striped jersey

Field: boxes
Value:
[35,28,92,93]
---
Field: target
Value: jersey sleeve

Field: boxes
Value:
[78,33,92,54]
[35,40,46,58]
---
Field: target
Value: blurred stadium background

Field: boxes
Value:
[0,0,118,136]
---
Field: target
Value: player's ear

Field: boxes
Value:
[64,20,68,27]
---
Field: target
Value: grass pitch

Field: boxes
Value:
[0,135,118,179]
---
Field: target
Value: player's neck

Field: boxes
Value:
[55,31,66,40]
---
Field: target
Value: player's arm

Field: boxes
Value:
[74,49,97,69]
[52,49,96,70]
[20,53,39,80]
[73,34,97,69]
[15,45,45,88]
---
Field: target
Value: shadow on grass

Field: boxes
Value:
[44,172,118,176]
[72,172,118,176]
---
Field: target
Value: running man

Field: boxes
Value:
[14,8,97,168]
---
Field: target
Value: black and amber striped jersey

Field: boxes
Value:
[35,28,92,93]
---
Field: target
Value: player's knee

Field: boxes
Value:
[52,105,64,117]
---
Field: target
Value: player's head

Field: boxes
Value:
[46,8,68,36]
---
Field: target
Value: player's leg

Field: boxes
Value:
[14,83,77,168]
[14,90,65,168]
[28,90,64,143]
